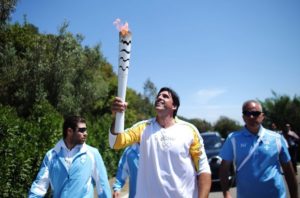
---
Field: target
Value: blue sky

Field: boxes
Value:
[12,0,300,124]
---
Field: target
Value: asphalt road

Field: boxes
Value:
[209,165,300,198]
[119,165,300,198]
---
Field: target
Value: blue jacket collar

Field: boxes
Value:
[54,139,87,154]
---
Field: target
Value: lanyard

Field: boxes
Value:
[236,128,265,172]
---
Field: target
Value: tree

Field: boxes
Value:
[214,116,241,138]
[0,11,163,196]
[0,0,18,24]
[0,21,110,117]
[0,22,47,116]
[0,101,62,197]
[261,92,300,133]
[143,78,157,104]
[179,116,213,133]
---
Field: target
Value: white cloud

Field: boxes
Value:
[196,88,227,104]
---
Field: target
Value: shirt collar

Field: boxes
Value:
[54,139,87,153]
[153,116,178,126]
[242,125,265,137]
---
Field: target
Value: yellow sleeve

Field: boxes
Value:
[189,130,202,173]
[113,121,148,149]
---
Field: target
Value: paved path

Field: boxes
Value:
[116,165,300,198]
[209,164,300,198]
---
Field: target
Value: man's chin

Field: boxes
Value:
[79,140,86,144]
[155,105,164,110]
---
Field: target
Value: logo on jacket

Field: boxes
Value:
[80,155,86,164]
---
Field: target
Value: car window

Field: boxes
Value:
[202,134,223,149]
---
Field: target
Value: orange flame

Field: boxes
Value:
[113,18,130,36]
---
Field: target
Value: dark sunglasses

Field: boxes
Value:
[243,111,262,117]
[77,127,87,133]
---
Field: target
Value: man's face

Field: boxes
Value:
[242,102,264,128]
[155,90,176,113]
[71,122,87,145]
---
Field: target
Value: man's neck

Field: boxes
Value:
[63,139,75,150]
[245,125,260,134]
[156,116,175,128]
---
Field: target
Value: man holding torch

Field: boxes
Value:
[109,87,212,198]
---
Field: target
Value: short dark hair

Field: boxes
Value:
[157,87,180,117]
[63,116,86,139]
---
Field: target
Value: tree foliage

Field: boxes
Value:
[0,0,17,24]
[0,21,110,117]
[261,92,300,133]
[0,101,62,197]
[0,16,155,196]
[143,78,157,104]
[213,116,242,138]
[178,116,213,133]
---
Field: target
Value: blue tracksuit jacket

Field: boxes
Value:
[29,140,111,198]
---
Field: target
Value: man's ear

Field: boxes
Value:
[172,105,177,110]
[242,115,246,122]
[261,112,265,120]
[66,127,74,137]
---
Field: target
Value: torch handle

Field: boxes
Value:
[115,112,125,133]
[114,32,131,133]
[114,73,128,133]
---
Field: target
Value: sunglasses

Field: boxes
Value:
[243,111,262,117]
[77,127,87,133]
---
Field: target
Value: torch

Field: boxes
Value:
[113,18,132,133]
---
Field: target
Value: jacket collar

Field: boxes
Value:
[54,139,87,154]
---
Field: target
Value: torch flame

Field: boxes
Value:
[113,18,130,36]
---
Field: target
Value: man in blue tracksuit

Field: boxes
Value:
[112,143,139,198]
[29,116,111,198]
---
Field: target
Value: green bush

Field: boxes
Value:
[0,101,62,197]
